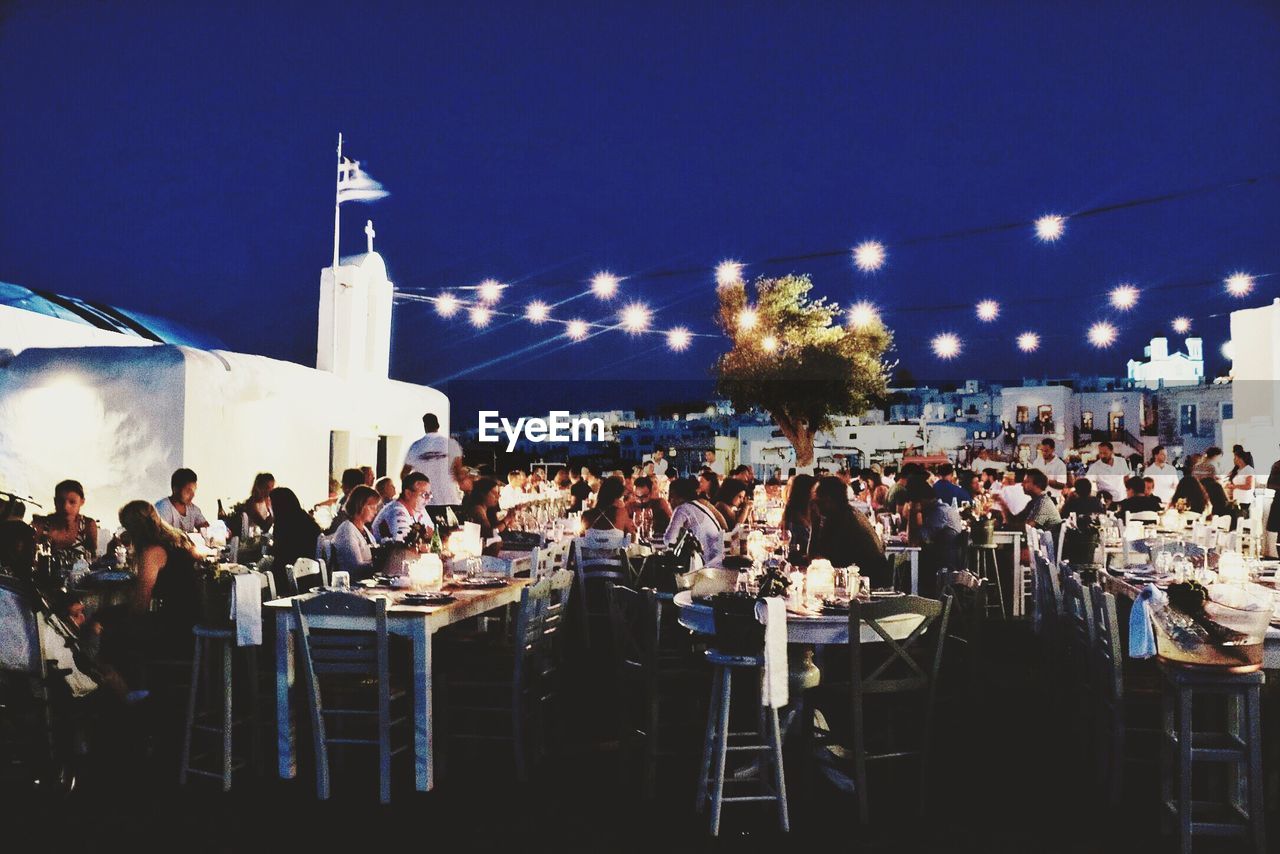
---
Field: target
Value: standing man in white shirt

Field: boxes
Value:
[651,448,670,480]
[401,413,465,506]
[703,449,725,477]
[1031,438,1069,499]
[1085,441,1130,503]
[1143,444,1178,505]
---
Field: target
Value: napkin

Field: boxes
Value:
[754,596,788,708]
[1128,583,1167,659]
[231,572,263,647]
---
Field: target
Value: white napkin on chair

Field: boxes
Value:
[231,572,263,647]
[1128,583,1166,659]
[754,596,788,708]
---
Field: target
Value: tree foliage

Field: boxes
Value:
[714,274,893,466]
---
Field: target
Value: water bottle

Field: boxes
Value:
[114,544,128,569]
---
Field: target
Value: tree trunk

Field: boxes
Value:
[773,412,817,468]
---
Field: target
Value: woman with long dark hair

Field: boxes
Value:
[268,486,320,591]
[460,477,513,554]
[241,472,275,532]
[782,474,818,558]
[582,475,637,535]
[1171,476,1209,515]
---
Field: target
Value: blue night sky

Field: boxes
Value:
[2,1,1278,424]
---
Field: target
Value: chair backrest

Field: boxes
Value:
[571,534,628,581]
[1059,573,1095,658]
[849,594,952,696]
[512,577,553,671]
[606,583,658,674]
[315,533,334,566]
[1088,585,1123,704]
[1031,549,1062,636]
[293,591,389,678]
[531,539,572,580]
[255,564,277,600]
[288,557,328,596]
[0,576,43,676]
[543,568,574,641]
[1127,511,1159,524]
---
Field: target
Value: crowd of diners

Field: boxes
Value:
[2,406,1276,710]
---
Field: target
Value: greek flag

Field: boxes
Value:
[337,156,389,203]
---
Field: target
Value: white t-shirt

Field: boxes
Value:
[403,433,463,505]
[155,496,209,533]
[1144,462,1179,504]
[1086,458,1130,504]
[371,499,432,544]
[499,483,527,510]
[1232,465,1256,504]
[704,456,725,477]
[652,457,669,478]
[1032,455,1068,497]
[665,501,726,567]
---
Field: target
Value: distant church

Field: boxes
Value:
[1127,336,1204,389]
[0,220,447,520]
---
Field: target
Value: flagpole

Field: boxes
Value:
[332,132,343,274]
[328,132,343,374]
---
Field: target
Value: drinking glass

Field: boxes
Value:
[331,570,351,591]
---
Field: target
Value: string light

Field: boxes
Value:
[715,260,744,287]
[666,327,692,352]
[1225,272,1254,297]
[852,240,887,273]
[468,306,492,328]
[591,271,621,299]
[1109,284,1139,310]
[1016,331,1040,353]
[1034,214,1066,242]
[525,300,550,324]
[931,332,962,360]
[976,300,1000,322]
[761,335,779,353]
[434,292,460,318]
[737,308,759,331]
[847,301,880,329]
[1087,321,1117,348]
[566,319,589,341]
[1172,316,1191,334]
[477,279,505,304]
[619,301,652,334]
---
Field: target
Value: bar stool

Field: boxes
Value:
[967,542,1004,618]
[179,625,261,791]
[695,649,789,837]
[1159,662,1266,854]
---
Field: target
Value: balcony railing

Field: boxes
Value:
[1014,420,1055,436]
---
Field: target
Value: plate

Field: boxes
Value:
[453,577,508,589]
[869,590,905,598]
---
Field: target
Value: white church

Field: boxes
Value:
[0,220,448,520]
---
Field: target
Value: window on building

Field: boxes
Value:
[1179,404,1197,436]
[1221,402,1234,420]
[1081,411,1094,430]
[1016,405,1029,424]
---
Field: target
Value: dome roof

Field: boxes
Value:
[0,281,226,349]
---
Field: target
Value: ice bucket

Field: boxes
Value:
[1152,595,1271,671]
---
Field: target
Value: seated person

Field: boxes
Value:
[810,476,890,587]
[1061,478,1105,518]
[1170,475,1209,514]
[459,478,512,555]
[269,487,321,593]
[932,464,970,505]
[32,479,100,567]
[371,473,434,544]
[664,477,726,566]
[239,472,275,532]
[154,468,210,535]
[714,479,753,530]
[1019,469,1062,530]
[905,476,965,593]
[1200,475,1230,519]
[1116,476,1163,518]
[582,476,638,536]
[331,486,380,578]
[627,476,672,536]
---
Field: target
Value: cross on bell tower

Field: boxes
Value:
[365,219,376,253]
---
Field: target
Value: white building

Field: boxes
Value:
[0,225,448,522]
[1225,298,1280,463]
[1127,336,1204,389]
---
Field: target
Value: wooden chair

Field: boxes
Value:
[571,532,630,648]
[292,591,409,804]
[608,584,662,797]
[847,595,953,823]
[1059,574,1096,741]
[530,538,571,580]
[445,577,555,782]
[287,558,328,596]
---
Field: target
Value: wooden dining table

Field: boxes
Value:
[265,579,529,792]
